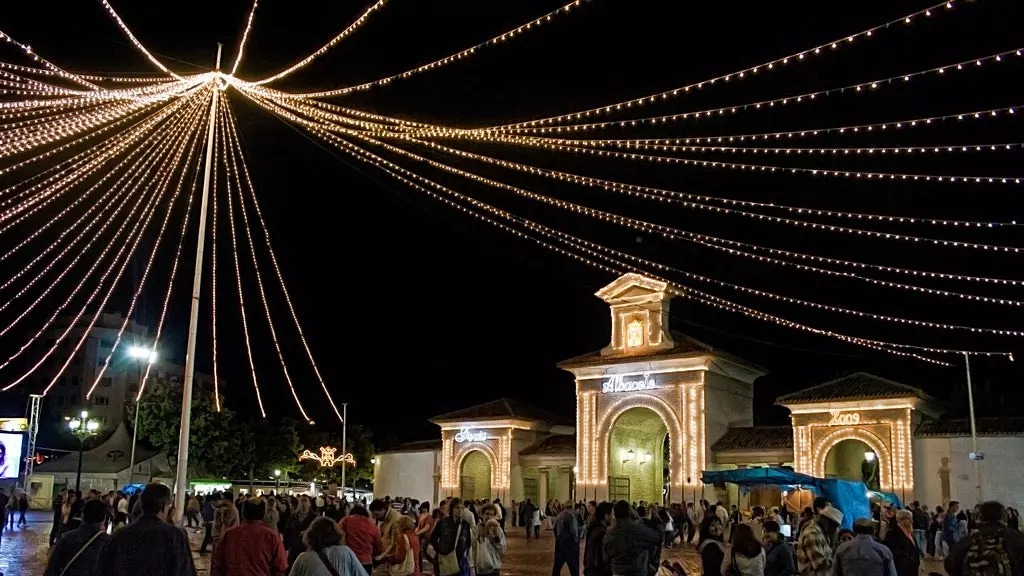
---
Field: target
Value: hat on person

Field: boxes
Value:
[819,505,844,526]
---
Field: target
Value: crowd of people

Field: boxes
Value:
[36,482,1024,576]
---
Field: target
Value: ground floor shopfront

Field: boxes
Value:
[374,274,1024,511]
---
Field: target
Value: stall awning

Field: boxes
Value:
[701,467,817,488]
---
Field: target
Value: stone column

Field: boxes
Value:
[558,467,573,502]
[539,468,549,509]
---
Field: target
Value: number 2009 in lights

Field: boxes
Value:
[454,428,487,443]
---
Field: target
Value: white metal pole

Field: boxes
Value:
[128,395,140,485]
[964,352,982,504]
[341,403,348,499]
[172,44,222,524]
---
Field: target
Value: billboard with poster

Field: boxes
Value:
[0,432,24,479]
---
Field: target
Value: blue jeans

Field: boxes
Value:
[914,529,926,555]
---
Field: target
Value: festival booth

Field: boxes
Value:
[701,467,882,530]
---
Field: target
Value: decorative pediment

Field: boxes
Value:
[596,274,675,356]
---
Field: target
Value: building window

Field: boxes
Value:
[71,376,80,387]
[69,396,78,405]
[626,319,644,348]
[94,397,109,406]
[60,376,68,387]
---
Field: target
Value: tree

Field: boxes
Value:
[236,417,304,481]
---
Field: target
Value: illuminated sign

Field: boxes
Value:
[299,446,356,468]
[0,418,28,432]
[602,373,657,394]
[454,428,487,443]
[828,411,861,426]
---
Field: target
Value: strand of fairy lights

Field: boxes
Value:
[0,61,174,84]
[0,97,200,320]
[282,113,980,364]
[219,104,267,417]
[406,133,1021,230]
[0,95,206,345]
[340,132,1024,337]
[249,92,1024,307]
[87,91,209,399]
[466,48,1024,136]
[0,30,101,90]
[473,1,960,131]
[136,105,208,403]
[1,93,206,389]
[264,94,1024,288]
[0,93,150,138]
[392,133,1024,253]
[220,99,311,422]
[250,0,389,86]
[95,0,184,80]
[209,97,222,412]
[223,100,344,424]
[0,92,200,229]
[277,0,592,98]
[229,0,259,76]
[0,100,158,157]
[44,97,206,396]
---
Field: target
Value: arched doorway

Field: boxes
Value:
[824,439,881,490]
[460,450,491,501]
[606,407,668,504]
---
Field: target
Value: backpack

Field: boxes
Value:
[964,528,1013,576]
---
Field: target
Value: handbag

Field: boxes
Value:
[389,535,416,576]
[437,523,463,576]
[316,549,343,576]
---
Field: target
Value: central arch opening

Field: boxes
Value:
[607,407,669,504]
[460,450,491,501]
[824,438,880,490]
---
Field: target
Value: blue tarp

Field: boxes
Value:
[868,490,904,509]
[701,467,877,530]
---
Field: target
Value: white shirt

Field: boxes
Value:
[117,498,129,514]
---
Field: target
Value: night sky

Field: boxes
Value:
[1,0,1023,446]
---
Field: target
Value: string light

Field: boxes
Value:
[278,0,592,98]
[0,30,101,89]
[471,1,959,131]
[472,48,1022,135]
[223,102,344,424]
[220,98,310,422]
[249,0,389,86]
[229,0,259,76]
[96,0,184,80]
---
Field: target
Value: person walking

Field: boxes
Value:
[286,496,319,566]
[943,501,962,555]
[603,500,663,576]
[945,500,1024,576]
[212,497,288,576]
[94,483,196,576]
[796,502,841,576]
[213,491,241,553]
[721,523,765,576]
[833,518,897,576]
[339,505,384,575]
[430,497,471,576]
[522,499,539,541]
[49,488,67,546]
[909,502,929,556]
[884,510,919,576]
[698,516,727,576]
[265,497,282,534]
[380,515,422,576]
[43,499,111,576]
[583,502,612,576]
[551,502,580,576]
[288,516,368,576]
[473,503,507,576]
[199,492,218,553]
[186,495,201,528]
[5,492,16,530]
[762,521,796,576]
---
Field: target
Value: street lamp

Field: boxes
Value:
[274,469,281,493]
[67,410,101,492]
[127,345,157,486]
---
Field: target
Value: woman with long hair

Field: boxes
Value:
[288,516,367,576]
[721,523,765,576]
[381,515,421,576]
[698,516,726,576]
[583,502,613,576]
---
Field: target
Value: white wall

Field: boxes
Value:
[373,450,440,505]
[914,437,1024,510]
[704,373,754,459]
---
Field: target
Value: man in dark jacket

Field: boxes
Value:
[763,520,796,576]
[552,502,581,576]
[49,489,67,546]
[430,498,471,576]
[910,501,929,555]
[96,483,197,576]
[199,492,217,553]
[885,510,920,576]
[946,501,1024,576]
[44,499,110,576]
[603,500,662,576]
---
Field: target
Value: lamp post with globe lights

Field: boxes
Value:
[127,345,157,485]
[67,411,101,492]
[274,469,281,493]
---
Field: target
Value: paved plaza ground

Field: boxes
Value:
[6,511,945,575]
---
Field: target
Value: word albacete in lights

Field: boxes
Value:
[602,373,657,394]
[299,446,356,468]
[454,428,488,443]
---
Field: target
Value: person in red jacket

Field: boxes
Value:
[341,504,384,575]
[212,497,288,576]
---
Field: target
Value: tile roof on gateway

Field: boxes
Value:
[711,426,794,452]
[518,433,576,456]
[558,331,765,373]
[429,398,571,426]
[775,372,936,406]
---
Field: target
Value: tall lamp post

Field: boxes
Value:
[67,411,101,492]
[127,345,157,486]
[274,469,281,494]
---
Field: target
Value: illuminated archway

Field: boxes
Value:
[459,450,492,501]
[596,392,684,496]
[452,441,499,497]
[812,427,891,492]
[606,407,668,503]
